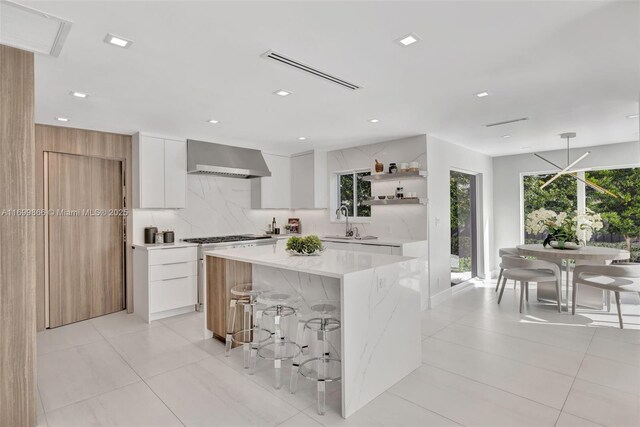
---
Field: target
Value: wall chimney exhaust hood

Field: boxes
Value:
[187,139,271,178]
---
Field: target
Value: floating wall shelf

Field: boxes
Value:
[362,170,427,182]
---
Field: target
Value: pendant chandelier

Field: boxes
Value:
[534,132,618,198]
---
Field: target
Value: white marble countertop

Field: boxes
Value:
[204,240,413,278]
[269,234,427,247]
[132,242,198,250]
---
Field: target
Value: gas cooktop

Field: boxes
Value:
[182,235,272,244]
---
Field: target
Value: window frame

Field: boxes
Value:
[333,169,372,223]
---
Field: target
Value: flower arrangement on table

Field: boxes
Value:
[286,235,325,256]
[525,208,604,249]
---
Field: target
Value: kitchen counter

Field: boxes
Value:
[203,239,423,418]
[269,234,427,247]
[203,240,414,279]
[132,242,198,250]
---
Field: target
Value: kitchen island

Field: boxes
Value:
[202,240,423,418]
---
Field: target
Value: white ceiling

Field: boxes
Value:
[24,0,640,156]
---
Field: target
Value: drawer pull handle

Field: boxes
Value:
[162,261,189,266]
[161,276,190,282]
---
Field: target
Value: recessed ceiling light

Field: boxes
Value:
[369,119,380,123]
[207,119,220,124]
[475,91,490,98]
[502,134,512,138]
[521,146,532,150]
[298,137,306,141]
[70,91,88,98]
[627,113,639,119]
[55,117,69,122]
[395,33,420,47]
[103,33,133,49]
[274,90,292,97]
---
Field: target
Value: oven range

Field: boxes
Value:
[182,235,276,310]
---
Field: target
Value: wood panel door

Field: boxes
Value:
[47,153,124,328]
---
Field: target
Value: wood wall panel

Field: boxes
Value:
[35,125,133,330]
[0,44,36,427]
[206,257,252,341]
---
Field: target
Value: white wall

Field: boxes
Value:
[426,135,494,306]
[492,140,640,271]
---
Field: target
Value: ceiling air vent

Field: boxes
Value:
[0,1,72,57]
[485,117,529,127]
[261,50,361,90]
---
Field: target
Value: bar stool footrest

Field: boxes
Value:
[298,357,341,382]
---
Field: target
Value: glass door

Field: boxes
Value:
[450,171,478,286]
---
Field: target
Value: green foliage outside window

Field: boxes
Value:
[338,171,371,218]
[523,168,640,261]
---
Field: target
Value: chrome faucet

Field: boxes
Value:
[336,205,353,237]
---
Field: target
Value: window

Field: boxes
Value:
[450,171,478,286]
[522,167,640,262]
[337,170,371,219]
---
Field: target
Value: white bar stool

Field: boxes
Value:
[249,290,302,389]
[290,300,341,415]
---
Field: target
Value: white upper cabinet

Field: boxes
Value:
[163,138,187,208]
[291,150,327,209]
[133,133,187,209]
[251,153,291,209]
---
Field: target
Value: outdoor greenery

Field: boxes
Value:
[523,167,640,262]
[450,171,474,280]
[339,171,371,217]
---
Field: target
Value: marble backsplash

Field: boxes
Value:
[132,135,428,244]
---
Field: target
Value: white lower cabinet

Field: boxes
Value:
[134,245,198,322]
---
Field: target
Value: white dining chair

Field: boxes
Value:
[498,255,562,313]
[495,248,521,292]
[572,262,640,329]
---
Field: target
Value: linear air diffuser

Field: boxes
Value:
[262,50,361,90]
[0,0,72,57]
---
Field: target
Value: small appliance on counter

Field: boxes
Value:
[144,226,158,244]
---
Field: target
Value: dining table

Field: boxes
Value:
[516,244,630,311]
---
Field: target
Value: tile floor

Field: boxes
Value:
[36,280,640,426]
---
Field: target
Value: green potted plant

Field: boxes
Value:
[286,235,325,256]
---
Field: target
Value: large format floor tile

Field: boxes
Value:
[563,379,640,427]
[37,321,103,356]
[432,322,584,376]
[586,335,640,366]
[457,310,595,352]
[304,390,461,426]
[107,324,210,378]
[389,364,560,426]
[576,355,640,395]
[161,311,208,343]
[555,412,603,427]
[45,382,182,427]
[37,340,139,412]
[216,345,341,412]
[421,337,573,409]
[146,357,299,426]
[89,310,160,339]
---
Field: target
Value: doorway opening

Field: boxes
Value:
[450,170,478,286]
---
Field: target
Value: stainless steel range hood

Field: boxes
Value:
[187,139,271,178]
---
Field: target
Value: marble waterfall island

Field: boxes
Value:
[203,241,423,418]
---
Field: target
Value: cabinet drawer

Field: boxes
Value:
[149,261,197,281]
[149,276,197,313]
[148,247,197,265]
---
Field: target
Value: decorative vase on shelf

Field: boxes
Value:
[374,159,384,173]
